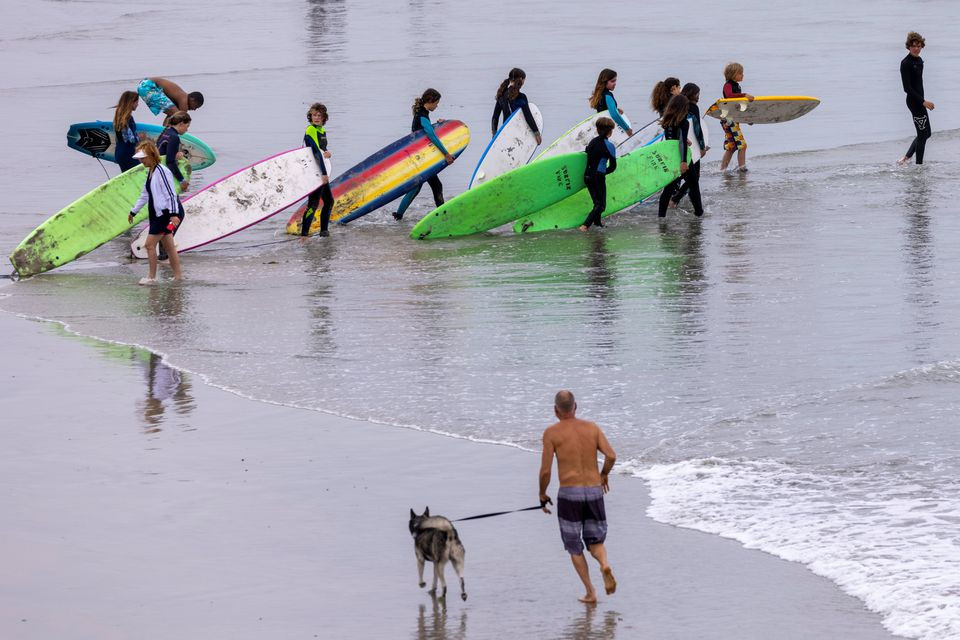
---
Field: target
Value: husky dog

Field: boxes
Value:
[409,507,467,601]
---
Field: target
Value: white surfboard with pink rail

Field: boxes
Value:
[130,148,331,258]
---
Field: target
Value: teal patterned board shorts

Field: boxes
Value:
[137,78,174,116]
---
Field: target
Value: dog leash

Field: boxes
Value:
[453,498,552,522]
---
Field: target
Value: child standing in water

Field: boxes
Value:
[113,91,141,172]
[898,31,934,166]
[650,77,681,116]
[718,62,754,172]
[579,117,618,231]
[128,140,184,285]
[394,88,454,221]
[301,102,334,238]
[670,83,708,216]
[657,95,691,218]
[589,69,633,137]
[491,68,542,144]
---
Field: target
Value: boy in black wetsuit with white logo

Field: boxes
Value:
[898,31,935,166]
[579,117,618,231]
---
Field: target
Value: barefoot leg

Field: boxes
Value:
[588,543,617,595]
[570,553,597,603]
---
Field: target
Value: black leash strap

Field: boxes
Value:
[453,498,552,522]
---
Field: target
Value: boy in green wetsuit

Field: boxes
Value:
[301,103,334,238]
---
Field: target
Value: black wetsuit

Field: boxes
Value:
[582,135,617,229]
[115,115,138,172]
[157,127,186,183]
[394,106,446,219]
[302,124,334,236]
[671,103,705,216]
[491,91,539,136]
[658,119,690,217]
[901,53,931,164]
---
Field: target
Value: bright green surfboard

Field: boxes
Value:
[512,140,685,234]
[410,153,588,240]
[10,160,189,277]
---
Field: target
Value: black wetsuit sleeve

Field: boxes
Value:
[690,106,705,149]
[166,133,184,182]
[491,101,503,135]
[901,58,924,103]
[679,120,690,162]
[304,133,328,177]
[517,95,539,134]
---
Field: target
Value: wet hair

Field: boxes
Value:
[724,62,744,82]
[495,68,526,102]
[660,94,690,128]
[167,111,192,126]
[595,116,616,137]
[589,68,617,110]
[307,102,329,124]
[905,31,925,49]
[412,88,442,115]
[554,390,576,415]
[650,77,681,115]
[112,90,139,134]
[135,139,161,167]
[680,82,700,103]
[187,91,204,109]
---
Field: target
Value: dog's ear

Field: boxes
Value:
[410,508,416,519]
[424,506,430,517]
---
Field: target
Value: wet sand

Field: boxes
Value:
[0,309,896,639]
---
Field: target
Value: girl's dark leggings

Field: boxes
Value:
[301,183,334,235]
[671,162,704,216]
[582,173,606,228]
[659,177,682,217]
[904,101,931,164]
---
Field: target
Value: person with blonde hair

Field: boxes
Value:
[128,140,184,285]
[898,31,934,165]
[718,62,754,172]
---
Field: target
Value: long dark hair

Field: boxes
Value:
[495,68,526,102]
[650,77,680,115]
[113,90,138,133]
[659,95,689,128]
[589,68,617,110]
[412,88,442,115]
[680,83,700,103]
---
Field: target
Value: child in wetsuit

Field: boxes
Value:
[588,69,633,137]
[393,88,454,221]
[579,117,618,231]
[670,83,708,216]
[491,67,541,144]
[650,77,681,116]
[718,62,754,172]
[898,31,935,166]
[156,112,191,261]
[657,95,691,218]
[301,102,334,238]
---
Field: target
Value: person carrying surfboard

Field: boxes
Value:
[491,68,542,145]
[650,77,681,116]
[393,89,454,221]
[588,69,633,137]
[157,112,192,192]
[670,83,708,217]
[657,95,691,218]
[301,102,334,239]
[127,140,184,285]
[113,91,142,172]
[718,63,754,173]
[578,117,618,231]
[136,77,204,118]
[898,32,934,166]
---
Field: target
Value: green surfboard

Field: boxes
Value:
[513,141,686,234]
[410,153,588,240]
[10,160,189,277]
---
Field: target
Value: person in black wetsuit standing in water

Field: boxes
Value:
[898,31,935,166]
[491,68,542,145]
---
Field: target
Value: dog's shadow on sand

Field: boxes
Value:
[415,596,467,640]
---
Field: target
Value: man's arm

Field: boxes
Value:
[539,432,555,512]
[597,427,616,492]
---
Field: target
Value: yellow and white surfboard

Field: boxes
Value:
[705,96,820,124]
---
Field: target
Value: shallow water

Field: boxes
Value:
[2,1,960,638]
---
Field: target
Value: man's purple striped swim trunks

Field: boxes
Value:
[557,485,607,555]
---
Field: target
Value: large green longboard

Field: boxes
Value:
[512,140,685,234]
[10,160,189,277]
[410,153,587,240]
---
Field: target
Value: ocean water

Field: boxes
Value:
[2,1,960,638]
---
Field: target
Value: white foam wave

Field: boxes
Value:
[631,458,960,640]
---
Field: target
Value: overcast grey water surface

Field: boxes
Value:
[2,1,960,638]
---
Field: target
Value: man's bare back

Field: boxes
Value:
[542,418,614,488]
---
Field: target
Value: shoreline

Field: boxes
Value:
[0,309,896,639]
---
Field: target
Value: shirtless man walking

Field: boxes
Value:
[539,390,617,603]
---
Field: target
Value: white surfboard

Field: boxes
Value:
[534,110,633,162]
[705,96,820,124]
[618,118,663,155]
[131,148,332,258]
[468,103,543,189]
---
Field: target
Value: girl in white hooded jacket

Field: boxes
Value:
[128,140,183,284]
